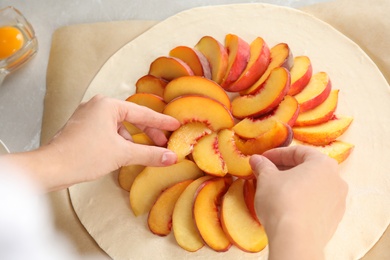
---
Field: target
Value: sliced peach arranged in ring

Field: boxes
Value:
[163,76,231,108]
[193,177,233,252]
[148,56,194,81]
[163,95,234,131]
[231,67,291,119]
[235,120,293,155]
[272,95,300,126]
[172,175,213,252]
[243,179,259,223]
[118,164,145,192]
[295,89,339,126]
[291,139,354,164]
[195,36,228,84]
[129,159,203,216]
[288,56,313,96]
[226,36,270,92]
[131,133,155,145]
[240,42,292,95]
[169,46,211,79]
[148,179,193,236]
[167,122,212,161]
[233,117,280,139]
[221,179,268,253]
[294,71,332,112]
[293,115,353,145]
[192,132,228,177]
[220,34,250,89]
[218,129,253,178]
[135,74,168,97]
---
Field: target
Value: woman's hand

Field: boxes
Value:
[250,146,348,260]
[2,95,181,191]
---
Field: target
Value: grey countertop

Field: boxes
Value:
[0,0,330,153]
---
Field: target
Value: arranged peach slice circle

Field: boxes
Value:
[293,115,353,145]
[129,159,203,216]
[148,179,193,236]
[291,139,354,164]
[193,177,233,252]
[148,56,194,81]
[221,179,268,253]
[169,46,211,79]
[235,120,293,155]
[231,67,291,119]
[243,179,259,223]
[192,132,228,177]
[295,89,339,126]
[167,122,212,161]
[131,133,155,145]
[226,36,270,92]
[163,76,231,108]
[118,164,146,192]
[218,129,253,178]
[195,36,228,84]
[220,34,250,89]
[233,116,280,139]
[172,175,213,252]
[135,74,168,98]
[240,42,292,95]
[163,95,234,131]
[288,55,313,96]
[294,71,332,112]
[271,95,300,126]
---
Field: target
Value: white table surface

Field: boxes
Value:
[0,0,329,153]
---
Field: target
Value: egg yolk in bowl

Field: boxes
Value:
[0,26,24,60]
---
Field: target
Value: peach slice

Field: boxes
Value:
[194,36,228,84]
[148,179,193,236]
[218,129,253,178]
[288,56,313,96]
[167,122,212,161]
[231,67,291,119]
[240,42,292,95]
[233,116,281,139]
[293,115,353,145]
[295,89,339,126]
[172,175,213,252]
[221,178,268,253]
[235,120,293,155]
[193,177,233,252]
[291,139,354,164]
[226,36,270,92]
[220,34,250,89]
[272,95,300,127]
[148,56,194,81]
[118,164,145,192]
[192,132,228,177]
[129,159,203,216]
[293,72,332,112]
[135,74,168,98]
[163,76,231,108]
[124,93,167,135]
[169,46,211,79]
[163,95,234,131]
[243,179,259,223]
[131,133,155,145]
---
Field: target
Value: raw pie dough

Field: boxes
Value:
[69,3,390,260]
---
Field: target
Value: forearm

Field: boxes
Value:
[0,144,72,192]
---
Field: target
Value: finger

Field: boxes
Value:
[125,143,177,167]
[117,101,180,131]
[262,145,325,168]
[249,155,279,178]
[142,127,168,147]
[118,124,133,141]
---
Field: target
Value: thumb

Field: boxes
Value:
[249,154,279,178]
[125,143,177,167]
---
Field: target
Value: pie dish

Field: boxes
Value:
[68,4,390,259]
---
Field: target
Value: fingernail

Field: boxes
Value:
[161,151,177,165]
